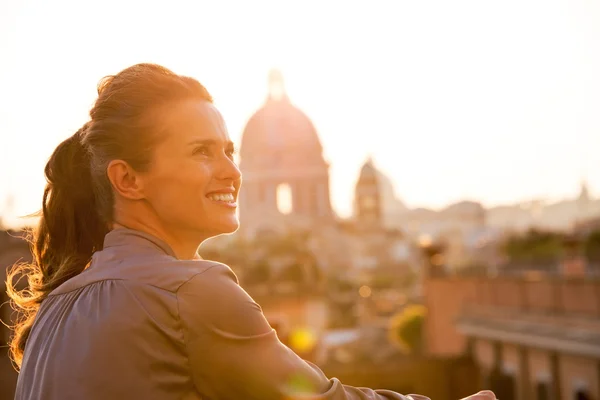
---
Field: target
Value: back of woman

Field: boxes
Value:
[15,228,211,399]
[7,63,493,400]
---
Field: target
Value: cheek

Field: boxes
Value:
[145,162,210,209]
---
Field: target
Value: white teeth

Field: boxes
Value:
[208,193,234,202]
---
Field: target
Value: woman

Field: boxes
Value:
[7,64,494,400]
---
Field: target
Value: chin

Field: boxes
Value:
[207,219,240,238]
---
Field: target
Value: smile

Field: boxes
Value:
[206,193,237,206]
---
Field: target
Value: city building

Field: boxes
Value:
[237,69,334,238]
[423,243,600,400]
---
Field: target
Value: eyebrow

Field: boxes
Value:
[188,139,235,148]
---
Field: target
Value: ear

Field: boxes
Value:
[106,159,146,200]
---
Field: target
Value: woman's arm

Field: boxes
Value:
[176,263,421,400]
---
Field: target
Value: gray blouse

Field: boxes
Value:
[15,228,427,400]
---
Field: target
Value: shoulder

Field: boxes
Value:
[176,261,241,295]
[176,261,270,338]
[129,258,235,293]
[52,253,233,295]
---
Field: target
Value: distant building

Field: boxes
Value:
[353,157,408,232]
[238,70,334,238]
[423,246,600,400]
[486,181,600,233]
[354,157,383,231]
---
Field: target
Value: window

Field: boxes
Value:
[276,183,293,214]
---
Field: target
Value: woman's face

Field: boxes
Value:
[141,99,241,241]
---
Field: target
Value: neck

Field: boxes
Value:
[112,221,200,260]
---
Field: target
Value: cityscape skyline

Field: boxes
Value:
[1,0,599,224]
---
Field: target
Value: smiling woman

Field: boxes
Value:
[6,63,493,400]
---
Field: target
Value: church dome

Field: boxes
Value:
[240,70,325,170]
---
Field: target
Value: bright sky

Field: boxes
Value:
[0,0,599,225]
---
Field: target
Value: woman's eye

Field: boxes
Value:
[193,146,210,156]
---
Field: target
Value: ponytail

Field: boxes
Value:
[6,124,108,368]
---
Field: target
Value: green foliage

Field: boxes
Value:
[251,261,271,281]
[259,231,310,256]
[367,270,416,290]
[388,304,427,354]
[369,274,395,290]
[502,228,564,262]
[585,229,600,262]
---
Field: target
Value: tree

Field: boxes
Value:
[388,304,427,355]
[585,229,600,263]
[502,229,564,263]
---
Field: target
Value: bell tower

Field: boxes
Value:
[354,157,382,229]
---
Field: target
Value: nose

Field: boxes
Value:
[217,153,242,182]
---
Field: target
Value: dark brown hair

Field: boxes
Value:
[6,63,213,368]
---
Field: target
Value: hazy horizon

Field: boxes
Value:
[1,0,599,224]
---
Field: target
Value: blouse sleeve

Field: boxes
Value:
[176,263,423,400]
